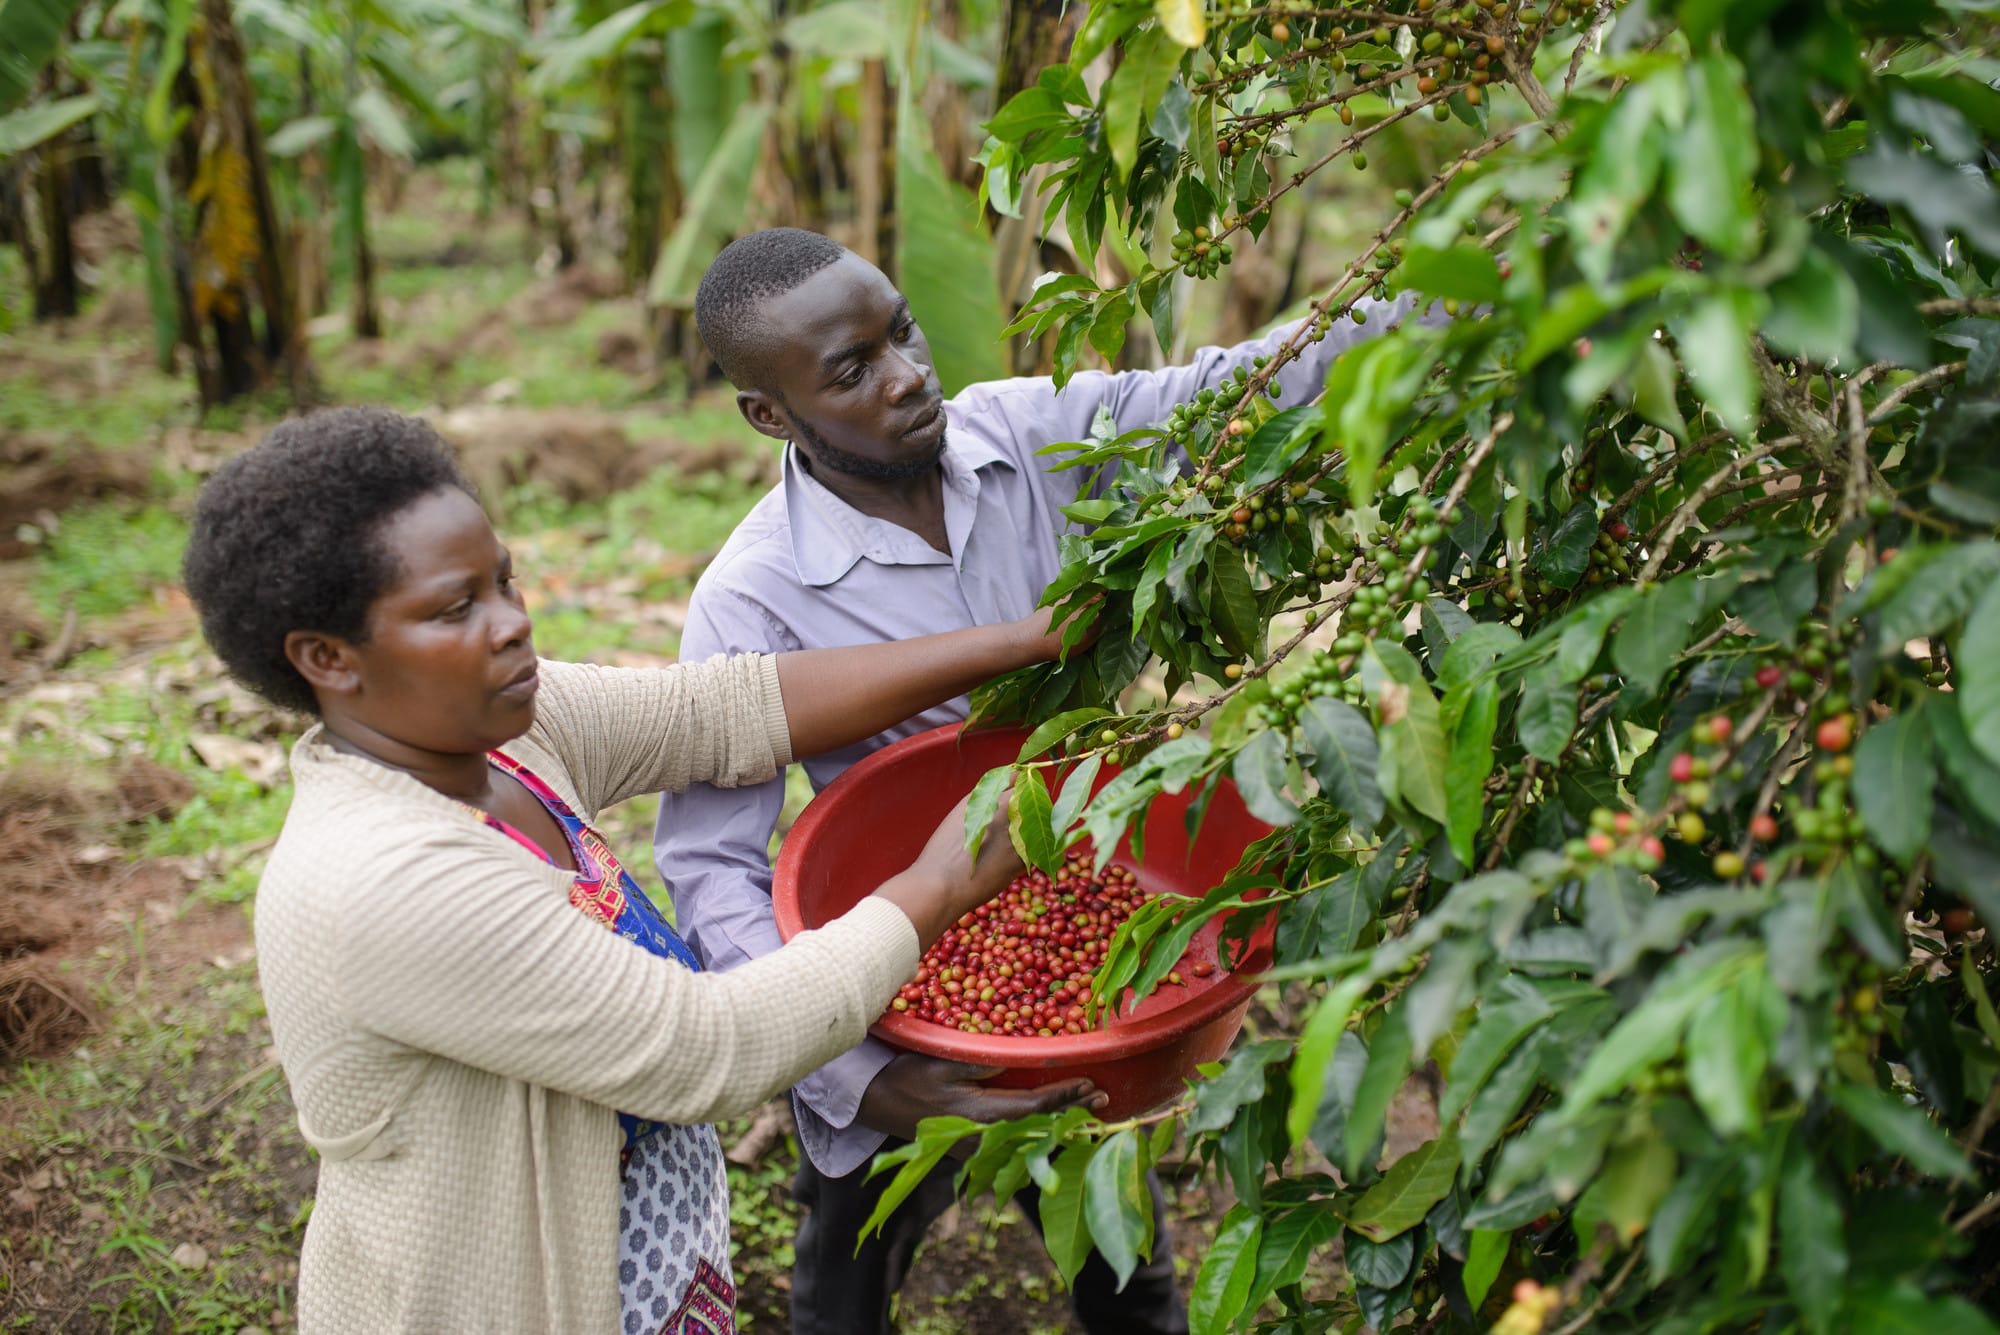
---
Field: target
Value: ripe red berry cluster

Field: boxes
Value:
[891,853,1210,1037]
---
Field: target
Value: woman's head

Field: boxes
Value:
[185,409,539,755]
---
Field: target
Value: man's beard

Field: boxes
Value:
[785,407,946,482]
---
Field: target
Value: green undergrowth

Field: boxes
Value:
[31,501,189,622]
[0,958,300,1334]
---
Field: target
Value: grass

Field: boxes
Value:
[31,502,188,622]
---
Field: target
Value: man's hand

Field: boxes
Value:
[856,1053,1108,1145]
[1021,596,1102,663]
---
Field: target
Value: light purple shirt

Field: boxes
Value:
[652,304,1420,1175]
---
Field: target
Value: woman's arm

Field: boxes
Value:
[773,612,1079,759]
[323,791,1019,1124]
[531,608,1089,814]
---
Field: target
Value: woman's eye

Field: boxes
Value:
[894,322,914,343]
[439,600,472,621]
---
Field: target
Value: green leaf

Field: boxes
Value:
[1577,1134,1677,1245]
[1241,405,1318,488]
[1154,0,1207,48]
[265,114,338,159]
[1446,679,1499,865]
[0,92,96,155]
[1732,561,1819,649]
[1461,1229,1508,1309]
[1343,1228,1416,1289]
[1959,579,2000,769]
[1629,338,1688,436]
[1232,729,1300,827]
[1612,576,1703,701]
[1349,1129,1462,1243]
[1019,708,1111,763]
[1647,1152,1734,1283]
[1101,27,1179,181]
[1051,754,1104,842]
[1830,1083,1970,1179]
[1299,698,1384,830]
[1779,1143,1848,1334]
[1853,708,1937,865]
[1440,998,1554,1120]
[1278,870,1372,965]
[349,87,416,159]
[1664,55,1759,257]
[1396,244,1502,304]
[0,0,85,113]
[1189,1040,1289,1134]
[1188,1208,1260,1335]
[1570,78,1664,284]
[964,765,1011,861]
[649,100,773,306]
[895,117,1008,394]
[1562,943,1755,1112]
[530,0,683,91]
[779,0,889,57]
[1838,1284,2000,1335]
[1762,244,1860,366]
[1556,587,1638,683]
[1208,546,1262,658]
[1684,971,1781,1136]
[1867,540,2000,651]
[1347,1018,1414,1179]
[1372,651,1448,825]
[1438,623,1521,693]
[1009,773,1059,873]
[1083,1129,1151,1287]
[1039,1139,1101,1285]
[1286,974,1371,1146]
[1672,289,1762,435]
[1245,1201,1341,1314]
[1517,674,1577,764]
[1534,503,1599,591]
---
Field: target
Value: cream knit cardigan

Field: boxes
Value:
[254,654,920,1334]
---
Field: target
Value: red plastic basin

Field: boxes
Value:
[773,722,1273,1120]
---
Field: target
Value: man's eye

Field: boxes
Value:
[439,600,472,621]
[894,322,915,342]
[840,365,866,387]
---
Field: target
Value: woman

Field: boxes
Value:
[182,408,1088,1335]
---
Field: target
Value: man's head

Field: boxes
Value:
[697,229,947,483]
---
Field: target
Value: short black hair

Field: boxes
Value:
[182,407,472,716]
[695,227,848,390]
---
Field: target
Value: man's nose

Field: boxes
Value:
[884,345,932,400]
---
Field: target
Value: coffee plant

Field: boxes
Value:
[863,0,2000,1330]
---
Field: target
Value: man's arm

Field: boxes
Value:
[958,293,1432,464]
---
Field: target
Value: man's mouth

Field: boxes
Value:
[903,400,945,440]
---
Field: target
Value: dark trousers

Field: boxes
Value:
[789,1143,1189,1335]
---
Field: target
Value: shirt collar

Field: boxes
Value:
[781,423,1017,587]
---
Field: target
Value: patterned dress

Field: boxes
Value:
[466,752,737,1335]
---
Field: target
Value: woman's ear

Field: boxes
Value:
[285,630,362,699]
[736,389,793,444]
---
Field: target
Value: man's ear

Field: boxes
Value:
[736,389,792,444]
[285,630,363,699]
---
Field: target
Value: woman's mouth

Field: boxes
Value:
[498,664,540,702]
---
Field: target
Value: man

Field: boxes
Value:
[654,228,1424,1334]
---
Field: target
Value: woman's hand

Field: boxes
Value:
[870,783,1024,951]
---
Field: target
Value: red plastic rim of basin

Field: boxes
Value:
[773,721,1272,1066]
